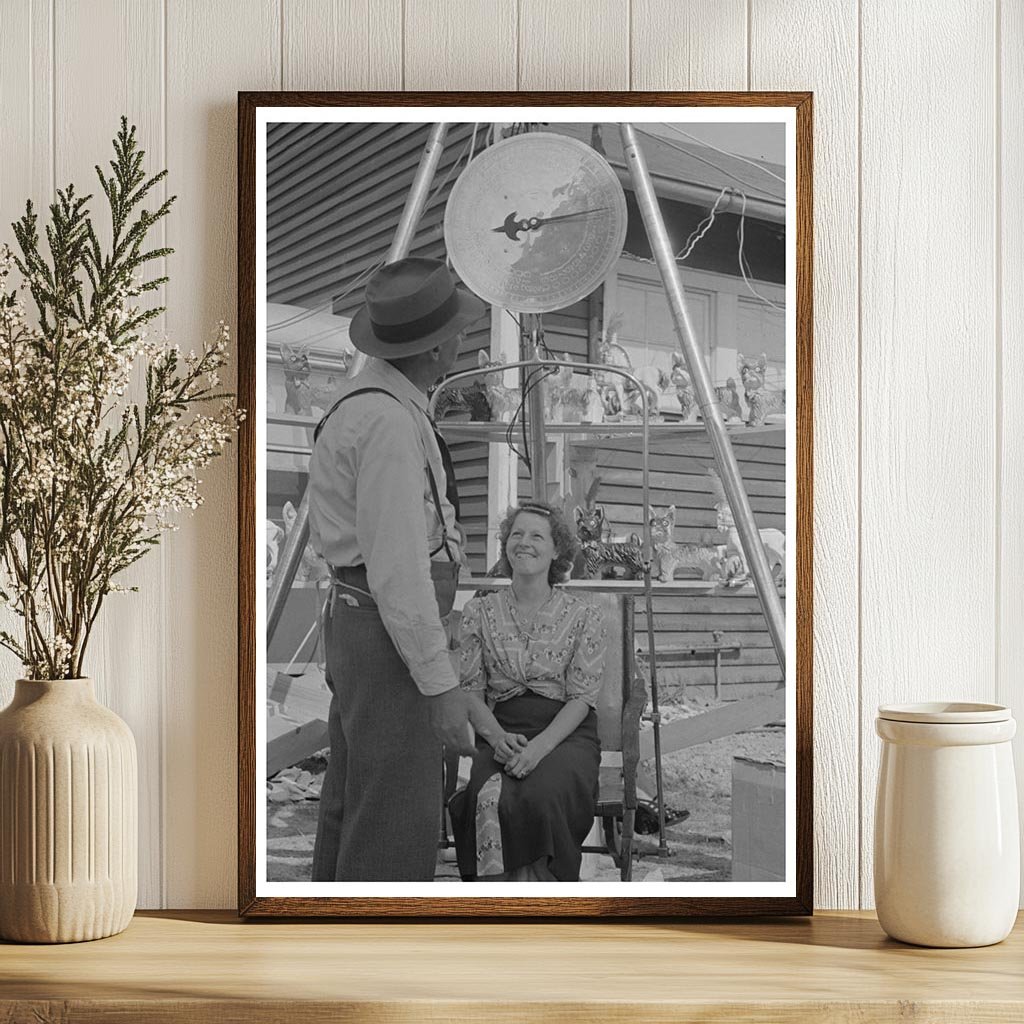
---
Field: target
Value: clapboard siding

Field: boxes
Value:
[268,121,483,311]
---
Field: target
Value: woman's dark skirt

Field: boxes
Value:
[449,692,600,882]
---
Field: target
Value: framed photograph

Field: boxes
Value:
[238,92,812,916]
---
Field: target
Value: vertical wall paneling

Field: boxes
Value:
[0,0,1020,912]
[282,0,402,90]
[630,0,746,90]
[859,1,997,908]
[518,0,629,91]
[750,0,860,910]
[403,0,517,90]
[0,1,54,696]
[165,0,280,907]
[52,0,166,908]
[999,0,1024,897]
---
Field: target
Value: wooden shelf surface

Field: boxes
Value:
[2,910,1022,1022]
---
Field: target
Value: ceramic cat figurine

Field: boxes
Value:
[648,505,724,582]
[280,341,313,415]
[739,352,785,426]
[574,504,643,580]
[477,351,521,421]
[713,377,744,423]
[670,352,697,421]
[710,493,786,584]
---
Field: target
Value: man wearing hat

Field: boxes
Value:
[309,257,484,882]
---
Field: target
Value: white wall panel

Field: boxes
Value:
[283,0,402,90]
[750,0,860,910]
[859,0,998,907]
[631,0,746,91]
[164,0,279,908]
[518,0,629,90]
[52,0,168,908]
[404,0,516,90]
[0,0,1018,910]
[0,1,53,695]
[999,0,1024,898]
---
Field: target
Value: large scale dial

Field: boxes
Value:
[443,132,628,314]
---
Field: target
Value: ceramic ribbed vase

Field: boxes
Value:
[0,678,137,943]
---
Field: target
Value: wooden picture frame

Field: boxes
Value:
[238,91,813,917]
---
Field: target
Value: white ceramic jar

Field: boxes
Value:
[874,702,1019,947]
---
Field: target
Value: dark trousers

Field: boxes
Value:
[311,594,442,881]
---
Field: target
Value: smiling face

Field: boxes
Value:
[505,511,556,581]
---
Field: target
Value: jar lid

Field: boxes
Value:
[877,701,1011,724]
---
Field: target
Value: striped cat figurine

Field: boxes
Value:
[648,505,724,582]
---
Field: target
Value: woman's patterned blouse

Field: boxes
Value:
[457,588,608,708]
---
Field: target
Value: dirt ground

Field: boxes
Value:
[266,697,785,884]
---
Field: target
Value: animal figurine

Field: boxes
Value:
[282,501,329,583]
[477,351,521,421]
[623,363,667,420]
[705,469,785,584]
[670,352,697,421]
[280,341,313,415]
[432,385,470,421]
[594,316,631,418]
[573,504,644,580]
[581,373,606,423]
[712,377,744,423]
[738,352,786,426]
[545,353,581,423]
[647,505,725,582]
[266,520,284,586]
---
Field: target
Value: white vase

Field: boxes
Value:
[0,678,137,943]
[874,702,1019,947]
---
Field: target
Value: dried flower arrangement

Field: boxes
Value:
[0,118,242,679]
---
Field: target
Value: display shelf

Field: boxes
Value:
[2,911,1020,1022]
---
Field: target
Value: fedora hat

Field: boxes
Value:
[349,257,486,358]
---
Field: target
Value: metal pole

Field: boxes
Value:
[267,122,452,642]
[618,123,787,675]
[524,314,549,501]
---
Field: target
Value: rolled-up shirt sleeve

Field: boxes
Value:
[565,601,608,708]
[354,403,458,696]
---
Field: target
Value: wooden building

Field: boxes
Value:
[265,120,787,697]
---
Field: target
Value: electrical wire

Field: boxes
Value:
[267,258,384,334]
[735,191,785,311]
[658,123,786,184]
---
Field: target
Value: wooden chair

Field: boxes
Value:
[583,592,649,881]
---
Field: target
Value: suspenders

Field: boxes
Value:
[314,387,457,560]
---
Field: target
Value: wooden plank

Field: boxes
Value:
[404,0,516,90]
[630,0,746,90]
[282,0,402,90]
[53,0,166,909]
[164,0,280,908]
[639,690,786,759]
[751,0,859,909]
[7,911,1024,1012]
[1000,0,1024,906]
[859,0,997,908]
[518,0,629,90]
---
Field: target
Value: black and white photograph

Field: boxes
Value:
[243,96,811,914]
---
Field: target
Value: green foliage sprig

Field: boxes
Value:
[0,117,242,679]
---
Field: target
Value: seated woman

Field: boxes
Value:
[449,501,607,882]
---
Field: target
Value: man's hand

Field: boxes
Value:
[426,686,476,756]
[492,732,528,765]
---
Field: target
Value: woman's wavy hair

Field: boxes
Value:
[495,501,578,586]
